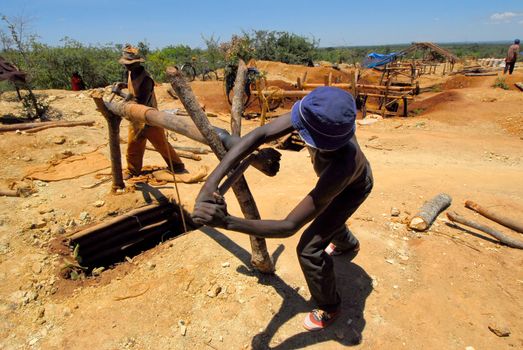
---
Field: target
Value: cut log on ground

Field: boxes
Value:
[447,211,523,249]
[464,200,523,234]
[409,193,452,231]
[0,189,20,197]
[0,120,95,133]
[167,66,275,274]
[24,120,95,133]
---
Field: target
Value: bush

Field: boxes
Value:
[492,77,509,90]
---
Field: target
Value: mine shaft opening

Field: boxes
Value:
[67,201,195,275]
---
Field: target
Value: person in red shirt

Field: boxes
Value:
[70,71,86,91]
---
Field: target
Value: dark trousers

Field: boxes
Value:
[297,165,373,312]
[504,61,516,75]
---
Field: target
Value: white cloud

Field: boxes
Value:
[490,12,522,22]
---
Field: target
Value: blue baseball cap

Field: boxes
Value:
[291,87,356,151]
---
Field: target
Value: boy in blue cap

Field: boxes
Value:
[192,86,373,331]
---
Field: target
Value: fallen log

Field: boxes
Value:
[0,120,95,133]
[167,66,275,274]
[0,189,20,197]
[409,193,452,231]
[23,120,95,133]
[447,211,523,249]
[465,200,523,234]
[171,144,211,154]
[515,83,523,92]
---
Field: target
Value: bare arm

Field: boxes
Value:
[193,122,352,238]
[196,113,293,202]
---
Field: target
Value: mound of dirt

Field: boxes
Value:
[409,90,462,114]
[254,60,353,84]
[443,75,485,90]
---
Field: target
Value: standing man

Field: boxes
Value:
[504,39,520,75]
[192,87,373,331]
[113,44,185,176]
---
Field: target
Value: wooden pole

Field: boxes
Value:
[465,200,523,234]
[91,90,125,191]
[166,66,275,273]
[0,120,95,132]
[230,59,247,137]
[102,98,279,177]
[447,211,523,249]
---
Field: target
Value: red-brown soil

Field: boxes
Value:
[0,64,522,350]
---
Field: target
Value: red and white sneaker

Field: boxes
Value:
[303,308,340,331]
[325,242,360,256]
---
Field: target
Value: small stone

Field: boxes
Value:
[92,267,105,276]
[370,275,379,288]
[53,226,66,235]
[36,307,45,319]
[74,138,87,145]
[178,320,187,336]
[61,150,74,157]
[207,285,222,298]
[93,200,105,208]
[31,219,47,229]
[488,324,510,337]
[32,262,43,274]
[390,207,400,217]
[47,95,57,102]
[79,212,90,221]
[53,136,66,145]
[60,194,66,198]
[346,318,353,325]
[385,259,395,264]
[147,263,156,271]
[398,254,409,261]
[21,156,32,162]
[219,336,223,342]
[221,262,230,268]
[73,109,83,115]
[465,347,475,350]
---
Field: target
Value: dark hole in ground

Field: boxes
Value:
[66,201,196,275]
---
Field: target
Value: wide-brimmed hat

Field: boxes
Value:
[291,87,356,151]
[118,45,145,65]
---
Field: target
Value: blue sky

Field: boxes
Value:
[1,0,522,48]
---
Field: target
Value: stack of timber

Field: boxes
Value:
[451,65,501,76]
[68,202,188,268]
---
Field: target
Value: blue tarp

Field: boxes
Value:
[363,52,400,68]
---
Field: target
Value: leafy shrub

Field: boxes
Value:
[492,77,509,90]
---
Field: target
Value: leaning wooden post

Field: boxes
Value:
[167,66,275,273]
[231,59,247,137]
[91,89,125,191]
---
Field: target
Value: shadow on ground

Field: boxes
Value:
[201,226,373,349]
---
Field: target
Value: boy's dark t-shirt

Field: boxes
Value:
[307,135,368,200]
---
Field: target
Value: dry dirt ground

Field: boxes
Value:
[0,63,522,350]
